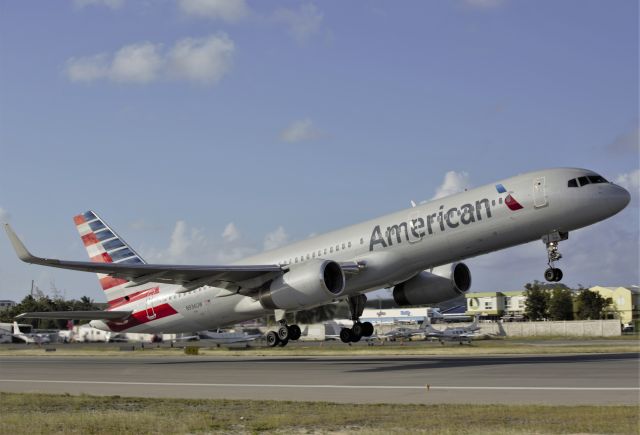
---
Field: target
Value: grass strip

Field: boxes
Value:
[1,392,637,434]
[0,340,638,357]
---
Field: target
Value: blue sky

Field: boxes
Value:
[0,0,638,302]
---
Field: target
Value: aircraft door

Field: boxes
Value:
[145,297,157,320]
[533,177,548,208]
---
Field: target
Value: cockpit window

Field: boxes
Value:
[588,175,607,184]
[577,176,589,186]
[567,179,578,188]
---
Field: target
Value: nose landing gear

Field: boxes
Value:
[542,232,568,282]
[340,294,375,343]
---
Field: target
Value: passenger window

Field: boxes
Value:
[324,248,327,254]
[348,241,352,248]
[306,254,310,260]
[568,179,578,188]
[318,250,321,256]
[360,238,364,244]
[342,243,345,249]
[578,176,589,186]
[498,197,503,204]
[312,252,316,258]
[295,257,298,263]
[330,247,333,253]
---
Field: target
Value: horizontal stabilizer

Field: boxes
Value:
[16,311,132,320]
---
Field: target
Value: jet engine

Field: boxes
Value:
[392,262,471,306]
[259,259,346,310]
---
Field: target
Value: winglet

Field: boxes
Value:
[4,224,36,263]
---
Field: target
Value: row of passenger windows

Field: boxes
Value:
[279,239,365,266]
[568,175,608,188]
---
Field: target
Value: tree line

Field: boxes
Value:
[0,295,100,330]
[523,281,613,321]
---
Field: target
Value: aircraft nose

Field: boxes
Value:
[609,184,631,213]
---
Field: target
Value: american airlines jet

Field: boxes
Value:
[4,168,630,347]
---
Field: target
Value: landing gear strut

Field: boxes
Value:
[542,231,568,282]
[340,295,374,344]
[266,310,302,347]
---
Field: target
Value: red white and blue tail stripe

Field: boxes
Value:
[73,210,146,307]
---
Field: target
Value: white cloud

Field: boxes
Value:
[274,3,323,43]
[110,42,163,83]
[74,0,124,9]
[616,169,640,198]
[431,171,471,200]
[168,34,234,84]
[0,207,9,222]
[65,54,110,82]
[222,222,240,242]
[264,226,289,251]
[179,0,249,22]
[463,0,505,9]
[65,34,234,85]
[280,119,322,143]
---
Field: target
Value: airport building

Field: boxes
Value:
[466,286,639,325]
[590,286,640,326]
[465,291,526,320]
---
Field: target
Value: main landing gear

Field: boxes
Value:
[542,231,568,282]
[266,316,302,348]
[340,294,374,344]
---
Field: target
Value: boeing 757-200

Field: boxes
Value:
[4,168,630,347]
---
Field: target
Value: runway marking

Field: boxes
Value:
[0,379,638,391]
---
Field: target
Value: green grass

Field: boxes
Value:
[0,338,637,357]
[0,392,637,434]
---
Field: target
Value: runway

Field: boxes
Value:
[1,353,638,404]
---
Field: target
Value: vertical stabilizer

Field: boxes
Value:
[73,211,147,307]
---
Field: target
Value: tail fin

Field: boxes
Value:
[73,211,147,307]
[12,321,21,335]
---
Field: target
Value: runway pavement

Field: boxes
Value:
[0,353,638,405]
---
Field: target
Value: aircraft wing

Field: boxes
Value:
[5,224,283,291]
[15,311,132,320]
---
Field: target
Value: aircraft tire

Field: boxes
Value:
[266,331,280,347]
[339,328,353,343]
[351,333,361,343]
[288,325,301,341]
[361,322,374,337]
[277,325,289,341]
[544,268,556,282]
[553,268,563,282]
[352,322,364,337]
[278,338,289,347]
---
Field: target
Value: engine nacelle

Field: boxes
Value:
[260,259,345,310]
[392,262,471,306]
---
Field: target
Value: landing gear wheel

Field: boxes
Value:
[352,322,364,337]
[278,338,289,347]
[339,328,353,343]
[266,331,280,347]
[287,325,301,341]
[350,332,362,343]
[361,322,374,337]
[553,268,563,282]
[277,325,289,341]
[544,268,556,282]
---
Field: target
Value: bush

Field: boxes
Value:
[184,346,199,355]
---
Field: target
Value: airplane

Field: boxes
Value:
[11,321,51,344]
[422,315,481,344]
[4,168,630,348]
